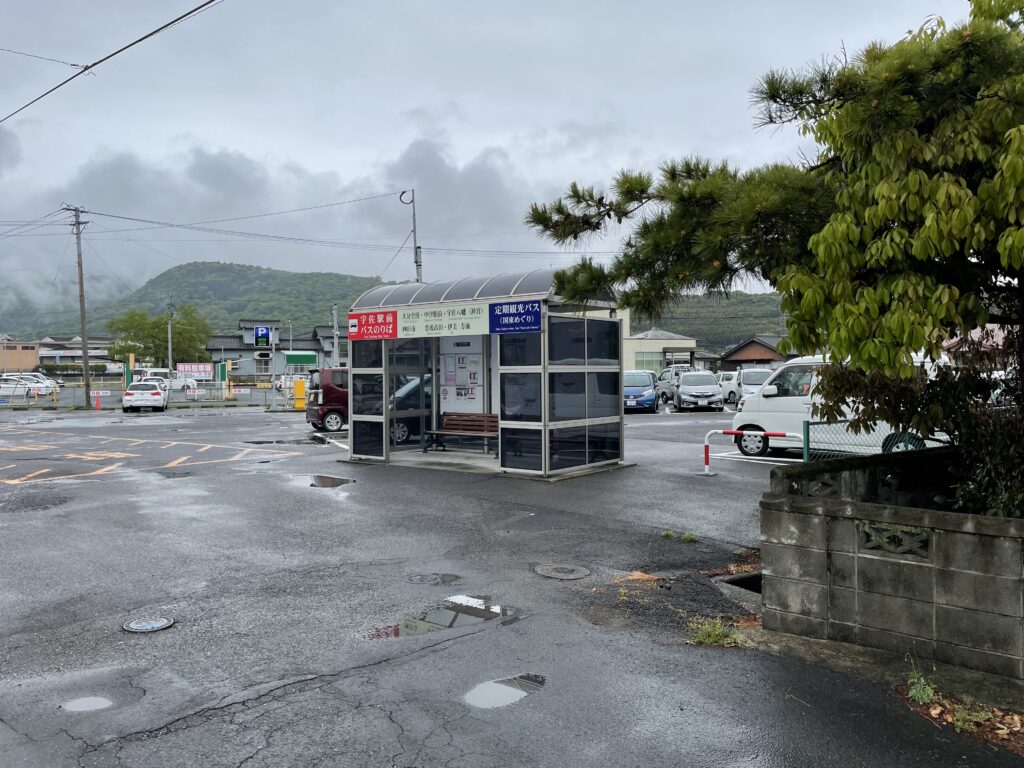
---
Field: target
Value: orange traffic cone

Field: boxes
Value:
[94,392,101,410]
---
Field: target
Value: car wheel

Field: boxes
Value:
[121,407,129,413]
[390,420,410,444]
[659,392,670,404]
[323,412,345,432]
[736,426,770,457]
[715,407,725,412]
[727,392,737,404]
[882,432,925,453]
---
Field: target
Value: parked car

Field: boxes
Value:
[731,355,946,456]
[389,374,432,444]
[140,376,171,391]
[0,375,35,398]
[716,371,738,403]
[656,364,692,404]
[623,370,658,413]
[306,367,348,432]
[3,373,57,396]
[673,371,725,411]
[122,382,168,412]
[736,368,774,399]
[12,372,60,394]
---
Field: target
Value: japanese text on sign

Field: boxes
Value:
[489,300,542,334]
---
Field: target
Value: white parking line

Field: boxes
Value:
[325,438,349,450]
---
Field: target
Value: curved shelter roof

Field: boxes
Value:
[350,268,615,310]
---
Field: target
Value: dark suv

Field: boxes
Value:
[306,368,348,432]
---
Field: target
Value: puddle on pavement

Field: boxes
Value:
[369,595,514,640]
[62,696,113,712]
[309,475,354,488]
[721,572,762,594]
[158,469,192,479]
[408,573,461,585]
[464,674,546,709]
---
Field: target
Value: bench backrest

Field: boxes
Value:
[439,412,499,432]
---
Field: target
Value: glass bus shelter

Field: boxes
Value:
[346,268,622,478]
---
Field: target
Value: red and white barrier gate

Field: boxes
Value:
[702,429,802,475]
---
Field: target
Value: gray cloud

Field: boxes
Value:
[0,126,21,176]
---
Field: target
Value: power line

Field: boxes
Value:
[0,0,223,125]
[0,209,68,241]
[378,230,414,279]
[0,46,88,71]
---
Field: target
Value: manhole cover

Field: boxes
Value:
[533,564,591,580]
[408,573,461,585]
[122,617,174,633]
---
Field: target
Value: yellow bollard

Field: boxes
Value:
[293,379,305,410]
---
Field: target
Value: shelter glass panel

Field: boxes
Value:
[410,281,457,304]
[443,276,491,301]
[351,374,384,415]
[382,283,428,306]
[587,319,620,365]
[500,333,541,367]
[352,340,383,369]
[476,273,523,298]
[549,426,587,471]
[548,317,586,365]
[500,373,541,422]
[587,372,620,418]
[549,372,586,421]
[588,422,621,463]
[500,428,543,471]
[352,421,385,457]
[511,269,556,295]
[351,285,398,309]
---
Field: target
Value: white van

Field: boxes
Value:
[730,355,944,457]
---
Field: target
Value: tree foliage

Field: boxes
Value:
[755,1,1024,393]
[107,305,212,366]
[526,160,831,319]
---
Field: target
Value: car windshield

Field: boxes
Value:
[680,374,717,386]
[623,373,652,387]
[128,384,156,391]
[742,370,772,385]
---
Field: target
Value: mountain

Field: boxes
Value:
[9,262,387,338]
[633,292,786,353]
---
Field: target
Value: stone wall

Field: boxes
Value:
[761,448,1024,678]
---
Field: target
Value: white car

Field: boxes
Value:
[731,355,945,457]
[716,371,739,403]
[735,368,774,399]
[122,382,169,412]
[140,376,171,391]
[11,372,60,394]
[1,373,57,396]
[0,375,34,398]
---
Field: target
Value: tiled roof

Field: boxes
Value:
[627,327,694,341]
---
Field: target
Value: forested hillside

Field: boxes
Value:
[633,292,785,352]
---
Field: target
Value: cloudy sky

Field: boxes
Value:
[0,0,959,313]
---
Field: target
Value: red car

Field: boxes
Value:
[306,368,348,432]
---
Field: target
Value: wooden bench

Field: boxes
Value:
[424,413,499,454]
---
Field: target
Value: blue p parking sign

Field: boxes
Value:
[254,325,271,347]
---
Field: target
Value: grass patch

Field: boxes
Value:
[681,532,699,543]
[661,530,676,539]
[687,618,738,647]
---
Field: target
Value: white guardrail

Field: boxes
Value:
[702,429,802,475]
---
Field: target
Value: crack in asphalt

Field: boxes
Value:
[81,624,487,760]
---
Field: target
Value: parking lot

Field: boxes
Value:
[0,407,1008,767]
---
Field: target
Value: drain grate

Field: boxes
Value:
[408,573,461,585]
[533,563,591,580]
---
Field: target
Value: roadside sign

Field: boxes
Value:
[231,388,249,395]
[93,390,111,396]
[254,325,271,347]
[489,300,542,334]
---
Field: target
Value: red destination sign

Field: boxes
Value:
[348,311,398,340]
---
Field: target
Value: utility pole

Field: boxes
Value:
[167,301,175,373]
[64,205,91,406]
[331,303,340,367]
[400,189,422,282]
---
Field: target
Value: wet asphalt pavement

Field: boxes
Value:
[0,408,1016,767]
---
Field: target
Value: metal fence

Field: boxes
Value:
[802,419,935,463]
[0,383,303,411]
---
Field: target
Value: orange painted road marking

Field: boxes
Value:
[2,469,51,484]
[0,444,56,452]
[163,456,191,467]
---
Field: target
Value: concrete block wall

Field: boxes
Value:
[761,451,1024,679]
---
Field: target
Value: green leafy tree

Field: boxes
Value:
[107,305,211,366]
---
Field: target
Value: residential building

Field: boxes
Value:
[719,335,798,371]
[1,334,40,373]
